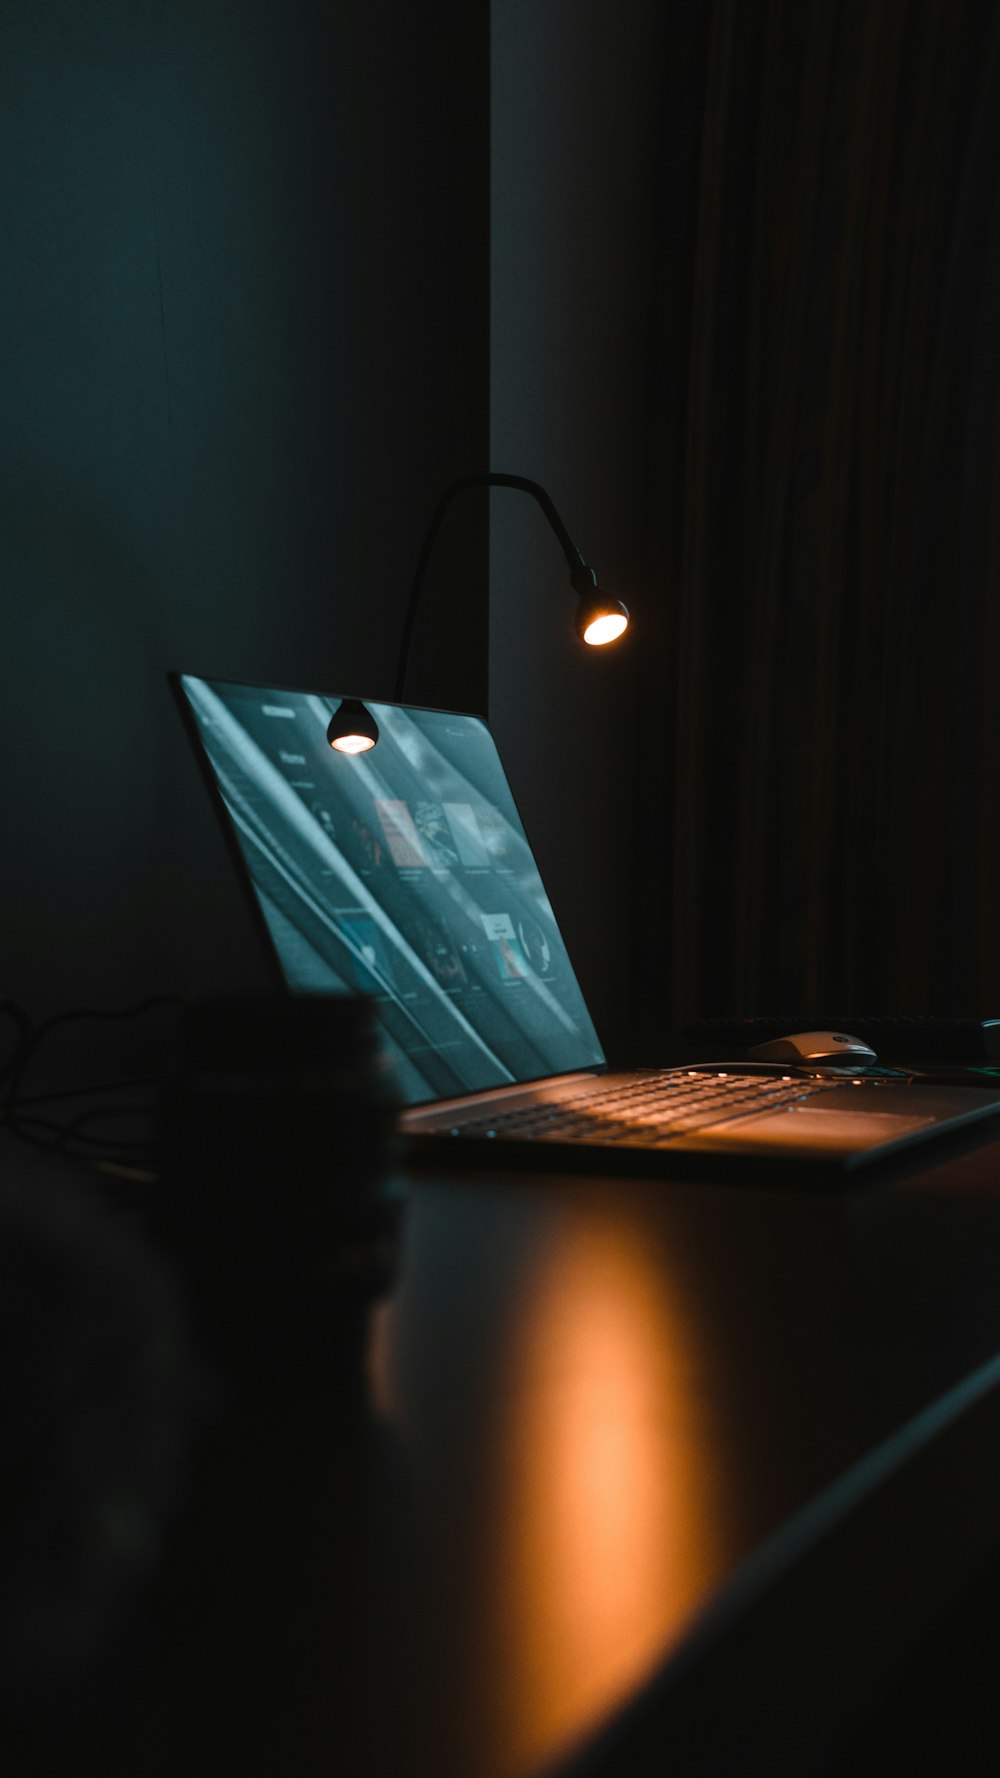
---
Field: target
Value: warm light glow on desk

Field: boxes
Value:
[477,1215,722,1778]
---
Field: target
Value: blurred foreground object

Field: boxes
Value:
[0,1174,197,1741]
[154,995,403,1392]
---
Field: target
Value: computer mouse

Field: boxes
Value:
[746,1029,879,1064]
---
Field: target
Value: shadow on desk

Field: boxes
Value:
[548,1345,1000,1778]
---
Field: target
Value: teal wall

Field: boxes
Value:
[0,1,489,1021]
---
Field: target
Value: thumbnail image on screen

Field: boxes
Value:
[177,677,605,1103]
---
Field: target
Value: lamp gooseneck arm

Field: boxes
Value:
[392,472,596,703]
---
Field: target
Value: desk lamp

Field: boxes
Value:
[326,471,628,751]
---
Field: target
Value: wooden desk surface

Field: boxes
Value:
[373,1124,1000,1777]
[6,1121,1000,1776]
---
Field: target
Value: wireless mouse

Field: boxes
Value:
[746,1029,878,1064]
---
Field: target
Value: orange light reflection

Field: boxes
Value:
[482,1215,722,1778]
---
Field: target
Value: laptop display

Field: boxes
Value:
[175,675,605,1104]
[175,673,1000,1176]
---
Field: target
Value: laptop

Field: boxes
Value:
[172,674,1000,1178]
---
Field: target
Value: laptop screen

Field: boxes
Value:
[176,675,606,1103]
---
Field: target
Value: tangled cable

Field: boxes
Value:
[0,997,184,1176]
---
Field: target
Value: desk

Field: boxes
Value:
[373,1124,1000,1777]
[6,1122,1000,1776]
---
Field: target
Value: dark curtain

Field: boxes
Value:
[638,0,1000,1029]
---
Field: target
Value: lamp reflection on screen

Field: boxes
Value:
[327,697,380,753]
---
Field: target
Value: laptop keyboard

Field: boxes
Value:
[446,1070,849,1148]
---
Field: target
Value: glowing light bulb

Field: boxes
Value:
[330,732,376,754]
[575,591,630,647]
[326,697,379,752]
[582,610,629,646]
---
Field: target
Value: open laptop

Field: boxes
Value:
[172,674,1000,1178]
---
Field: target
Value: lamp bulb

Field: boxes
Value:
[330,731,376,754]
[575,593,630,647]
[326,697,380,752]
[582,610,629,646]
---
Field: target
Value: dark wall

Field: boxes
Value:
[0,0,488,1025]
[490,0,665,1057]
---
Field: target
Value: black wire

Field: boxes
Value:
[0,999,32,1089]
[3,995,181,1164]
[10,994,180,1064]
[58,1105,156,1148]
[0,1073,161,1114]
[8,1112,156,1155]
[6,994,181,1100]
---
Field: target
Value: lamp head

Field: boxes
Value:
[571,568,630,647]
[327,697,379,753]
